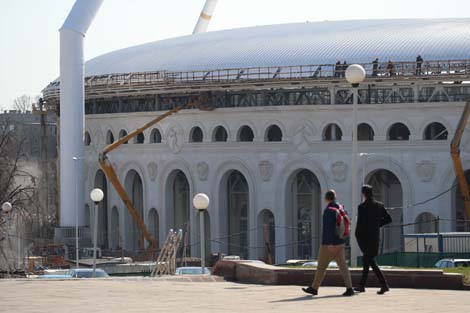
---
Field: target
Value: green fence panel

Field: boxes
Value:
[358,252,470,268]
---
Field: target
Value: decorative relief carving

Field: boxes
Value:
[331,161,348,182]
[147,162,158,182]
[259,160,274,182]
[292,124,315,154]
[197,162,209,181]
[416,160,436,182]
[167,126,183,154]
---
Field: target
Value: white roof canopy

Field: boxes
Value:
[85,18,470,76]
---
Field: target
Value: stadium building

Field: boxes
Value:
[44,18,470,263]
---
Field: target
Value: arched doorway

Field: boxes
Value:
[148,208,160,249]
[415,212,437,233]
[110,207,120,250]
[94,170,109,249]
[257,209,275,263]
[453,170,470,231]
[288,169,321,260]
[366,169,403,253]
[124,170,144,251]
[166,170,190,255]
[223,170,249,259]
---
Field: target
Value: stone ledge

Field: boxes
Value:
[212,261,466,290]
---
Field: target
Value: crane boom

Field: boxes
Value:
[451,101,470,229]
[99,104,190,254]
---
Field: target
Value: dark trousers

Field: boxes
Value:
[358,240,388,288]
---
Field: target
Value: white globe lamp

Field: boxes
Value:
[1,202,12,213]
[345,64,366,87]
[193,193,210,211]
[90,188,104,203]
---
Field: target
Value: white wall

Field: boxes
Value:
[82,101,467,262]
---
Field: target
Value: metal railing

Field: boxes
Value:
[42,59,470,100]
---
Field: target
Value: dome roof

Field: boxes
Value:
[85,18,470,76]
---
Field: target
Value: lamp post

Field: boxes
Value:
[72,156,83,269]
[345,64,366,267]
[1,202,13,276]
[90,188,104,277]
[193,193,210,275]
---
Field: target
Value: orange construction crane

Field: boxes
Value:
[451,101,470,229]
[99,98,213,256]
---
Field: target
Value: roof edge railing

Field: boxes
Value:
[43,59,470,98]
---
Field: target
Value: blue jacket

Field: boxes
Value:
[322,201,345,246]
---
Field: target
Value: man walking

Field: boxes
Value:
[355,185,392,295]
[302,190,354,297]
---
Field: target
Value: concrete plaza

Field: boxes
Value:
[0,277,468,313]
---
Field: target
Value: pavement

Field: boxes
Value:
[0,277,469,313]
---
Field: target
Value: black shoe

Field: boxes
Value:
[302,287,318,296]
[354,286,365,293]
[343,288,355,297]
[377,286,389,295]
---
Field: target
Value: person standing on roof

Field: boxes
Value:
[416,55,424,75]
[335,61,341,78]
[302,190,354,297]
[342,61,348,77]
[372,58,379,76]
[387,60,394,76]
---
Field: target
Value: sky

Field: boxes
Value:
[0,0,467,109]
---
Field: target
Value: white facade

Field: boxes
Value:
[82,99,467,263]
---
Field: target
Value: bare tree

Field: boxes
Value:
[0,115,37,272]
[12,95,33,113]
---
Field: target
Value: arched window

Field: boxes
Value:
[84,131,91,146]
[358,123,374,141]
[323,123,342,141]
[237,125,254,142]
[265,125,283,142]
[190,126,203,143]
[119,130,129,144]
[212,126,228,142]
[106,130,114,144]
[150,129,162,143]
[134,132,145,144]
[388,123,410,141]
[424,122,448,140]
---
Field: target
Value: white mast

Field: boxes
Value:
[193,0,218,34]
[59,0,104,227]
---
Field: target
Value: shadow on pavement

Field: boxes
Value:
[270,294,345,303]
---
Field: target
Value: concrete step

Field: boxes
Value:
[212,261,467,290]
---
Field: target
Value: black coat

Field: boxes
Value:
[355,199,392,256]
